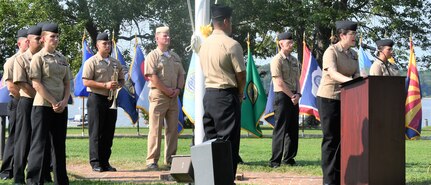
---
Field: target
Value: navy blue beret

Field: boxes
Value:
[211,4,232,19]
[376,39,394,47]
[335,21,357,31]
[16,28,28,38]
[277,32,293,40]
[42,23,59,33]
[96,32,109,41]
[37,21,50,28]
[27,26,42,36]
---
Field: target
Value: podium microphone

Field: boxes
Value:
[361,43,376,52]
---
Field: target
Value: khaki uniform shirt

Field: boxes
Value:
[82,53,125,96]
[199,30,246,89]
[2,52,22,96]
[270,52,301,92]
[317,44,359,100]
[369,60,400,76]
[30,49,72,107]
[144,49,185,89]
[14,49,35,98]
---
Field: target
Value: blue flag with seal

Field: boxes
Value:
[111,43,138,124]
[299,41,321,120]
[74,39,93,97]
[182,53,198,123]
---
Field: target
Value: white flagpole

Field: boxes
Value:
[193,0,209,145]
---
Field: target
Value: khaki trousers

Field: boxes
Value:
[146,89,179,165]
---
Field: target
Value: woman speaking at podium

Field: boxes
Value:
[316,20,360,185]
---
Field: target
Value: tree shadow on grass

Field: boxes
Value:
[239,159,320,168]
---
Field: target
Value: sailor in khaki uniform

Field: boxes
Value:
[369,39,400,76]
[269,32,301,168]
[12,25,46,184]
[199,5,246,182]
[144,26,185,169]
[82,32,125,172]
[0,28,28,180]
[316,21,360,185]
[26,23,70,185]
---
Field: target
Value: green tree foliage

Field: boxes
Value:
[224,0,431,68]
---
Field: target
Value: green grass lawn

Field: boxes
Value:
[66,125,431,137]
[65,126,327,136]
[1,127,429,185]
[68,137,431,184]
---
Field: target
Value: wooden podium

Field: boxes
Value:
[340,76,406,185]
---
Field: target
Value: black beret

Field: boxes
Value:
[211,4,232,19]
[16,28,28,38]
[376,39,394,47]
[42,23,59,33]
[335,20,358,31]
[27,26,42,36]
[96,32,109,41]
[36,21,50,28]
[277,32,293,41]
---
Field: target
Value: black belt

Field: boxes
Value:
[275,91,297,94]
[89,92,108,98]
[206,88,238,93]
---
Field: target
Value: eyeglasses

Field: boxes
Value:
[346,31,356,36]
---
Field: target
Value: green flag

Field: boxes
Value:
[241,42,267,137]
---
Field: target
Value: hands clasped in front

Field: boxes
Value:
[291,94,300,105]
[164,88,180,98]
[52,99,68,113]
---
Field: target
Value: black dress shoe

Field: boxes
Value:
[269,162,280,168]
[103,165,117,172]
[146,163,158,170]
[0,171,12,180]
[283,159,297,166]
[44,175,53,182]
[92,166,104,172]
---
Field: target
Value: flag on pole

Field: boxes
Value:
[74,39,94,97]
[262,38,280,127]
[358,35,373,77]
[405,37,422,140]
[182,53,198,123]
[240,36,266,137]
[358,47,373,77]
[186,0,209,145]
[0,78,11,103]
[299,41,321,120]
[111,34,129,78]
[111,43,138,124]
[177,98,185,134]
[116,79,139,124]
[111,39,127,66]
[130,43,150,113]
[263,81,275,126]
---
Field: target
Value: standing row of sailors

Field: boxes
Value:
[0,4,399,185]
